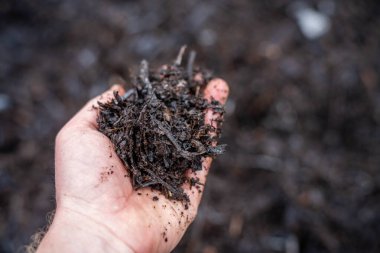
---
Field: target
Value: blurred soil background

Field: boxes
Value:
[1,0,380,252]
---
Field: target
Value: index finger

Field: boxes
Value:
[185,78,229,204]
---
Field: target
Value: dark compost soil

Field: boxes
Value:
[1,1,380,253]
[97,53,225,202]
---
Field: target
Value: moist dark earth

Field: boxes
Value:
[97,57,225,202]
[1,0,380,253]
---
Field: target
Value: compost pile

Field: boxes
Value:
[97,51,225,202]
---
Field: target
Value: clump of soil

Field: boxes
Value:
[97,48,226,202]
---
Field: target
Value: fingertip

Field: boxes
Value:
[204,78,230,105]
[67,85,126,130]
[96,84,125,105]
[110,84,126,94]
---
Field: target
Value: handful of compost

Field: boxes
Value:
[97,49,225,202]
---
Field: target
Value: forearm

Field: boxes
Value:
[37,208,134,253]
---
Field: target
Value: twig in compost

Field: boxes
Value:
[187,50,196,82]
[175,45,187,66]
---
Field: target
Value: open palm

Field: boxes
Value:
[39,80,228,253]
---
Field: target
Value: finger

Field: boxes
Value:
[186,78,229,204]
[65,85,125,130]
[204,78,229,128]
[203,78,229,105]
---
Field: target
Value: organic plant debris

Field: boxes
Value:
[97,48,226,202]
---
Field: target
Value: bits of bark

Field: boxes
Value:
[97,53,225,202]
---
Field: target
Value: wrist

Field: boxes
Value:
[37,207,135,253]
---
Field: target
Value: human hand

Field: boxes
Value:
[37,78,229,253]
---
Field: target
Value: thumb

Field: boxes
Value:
[65,85,125,130]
